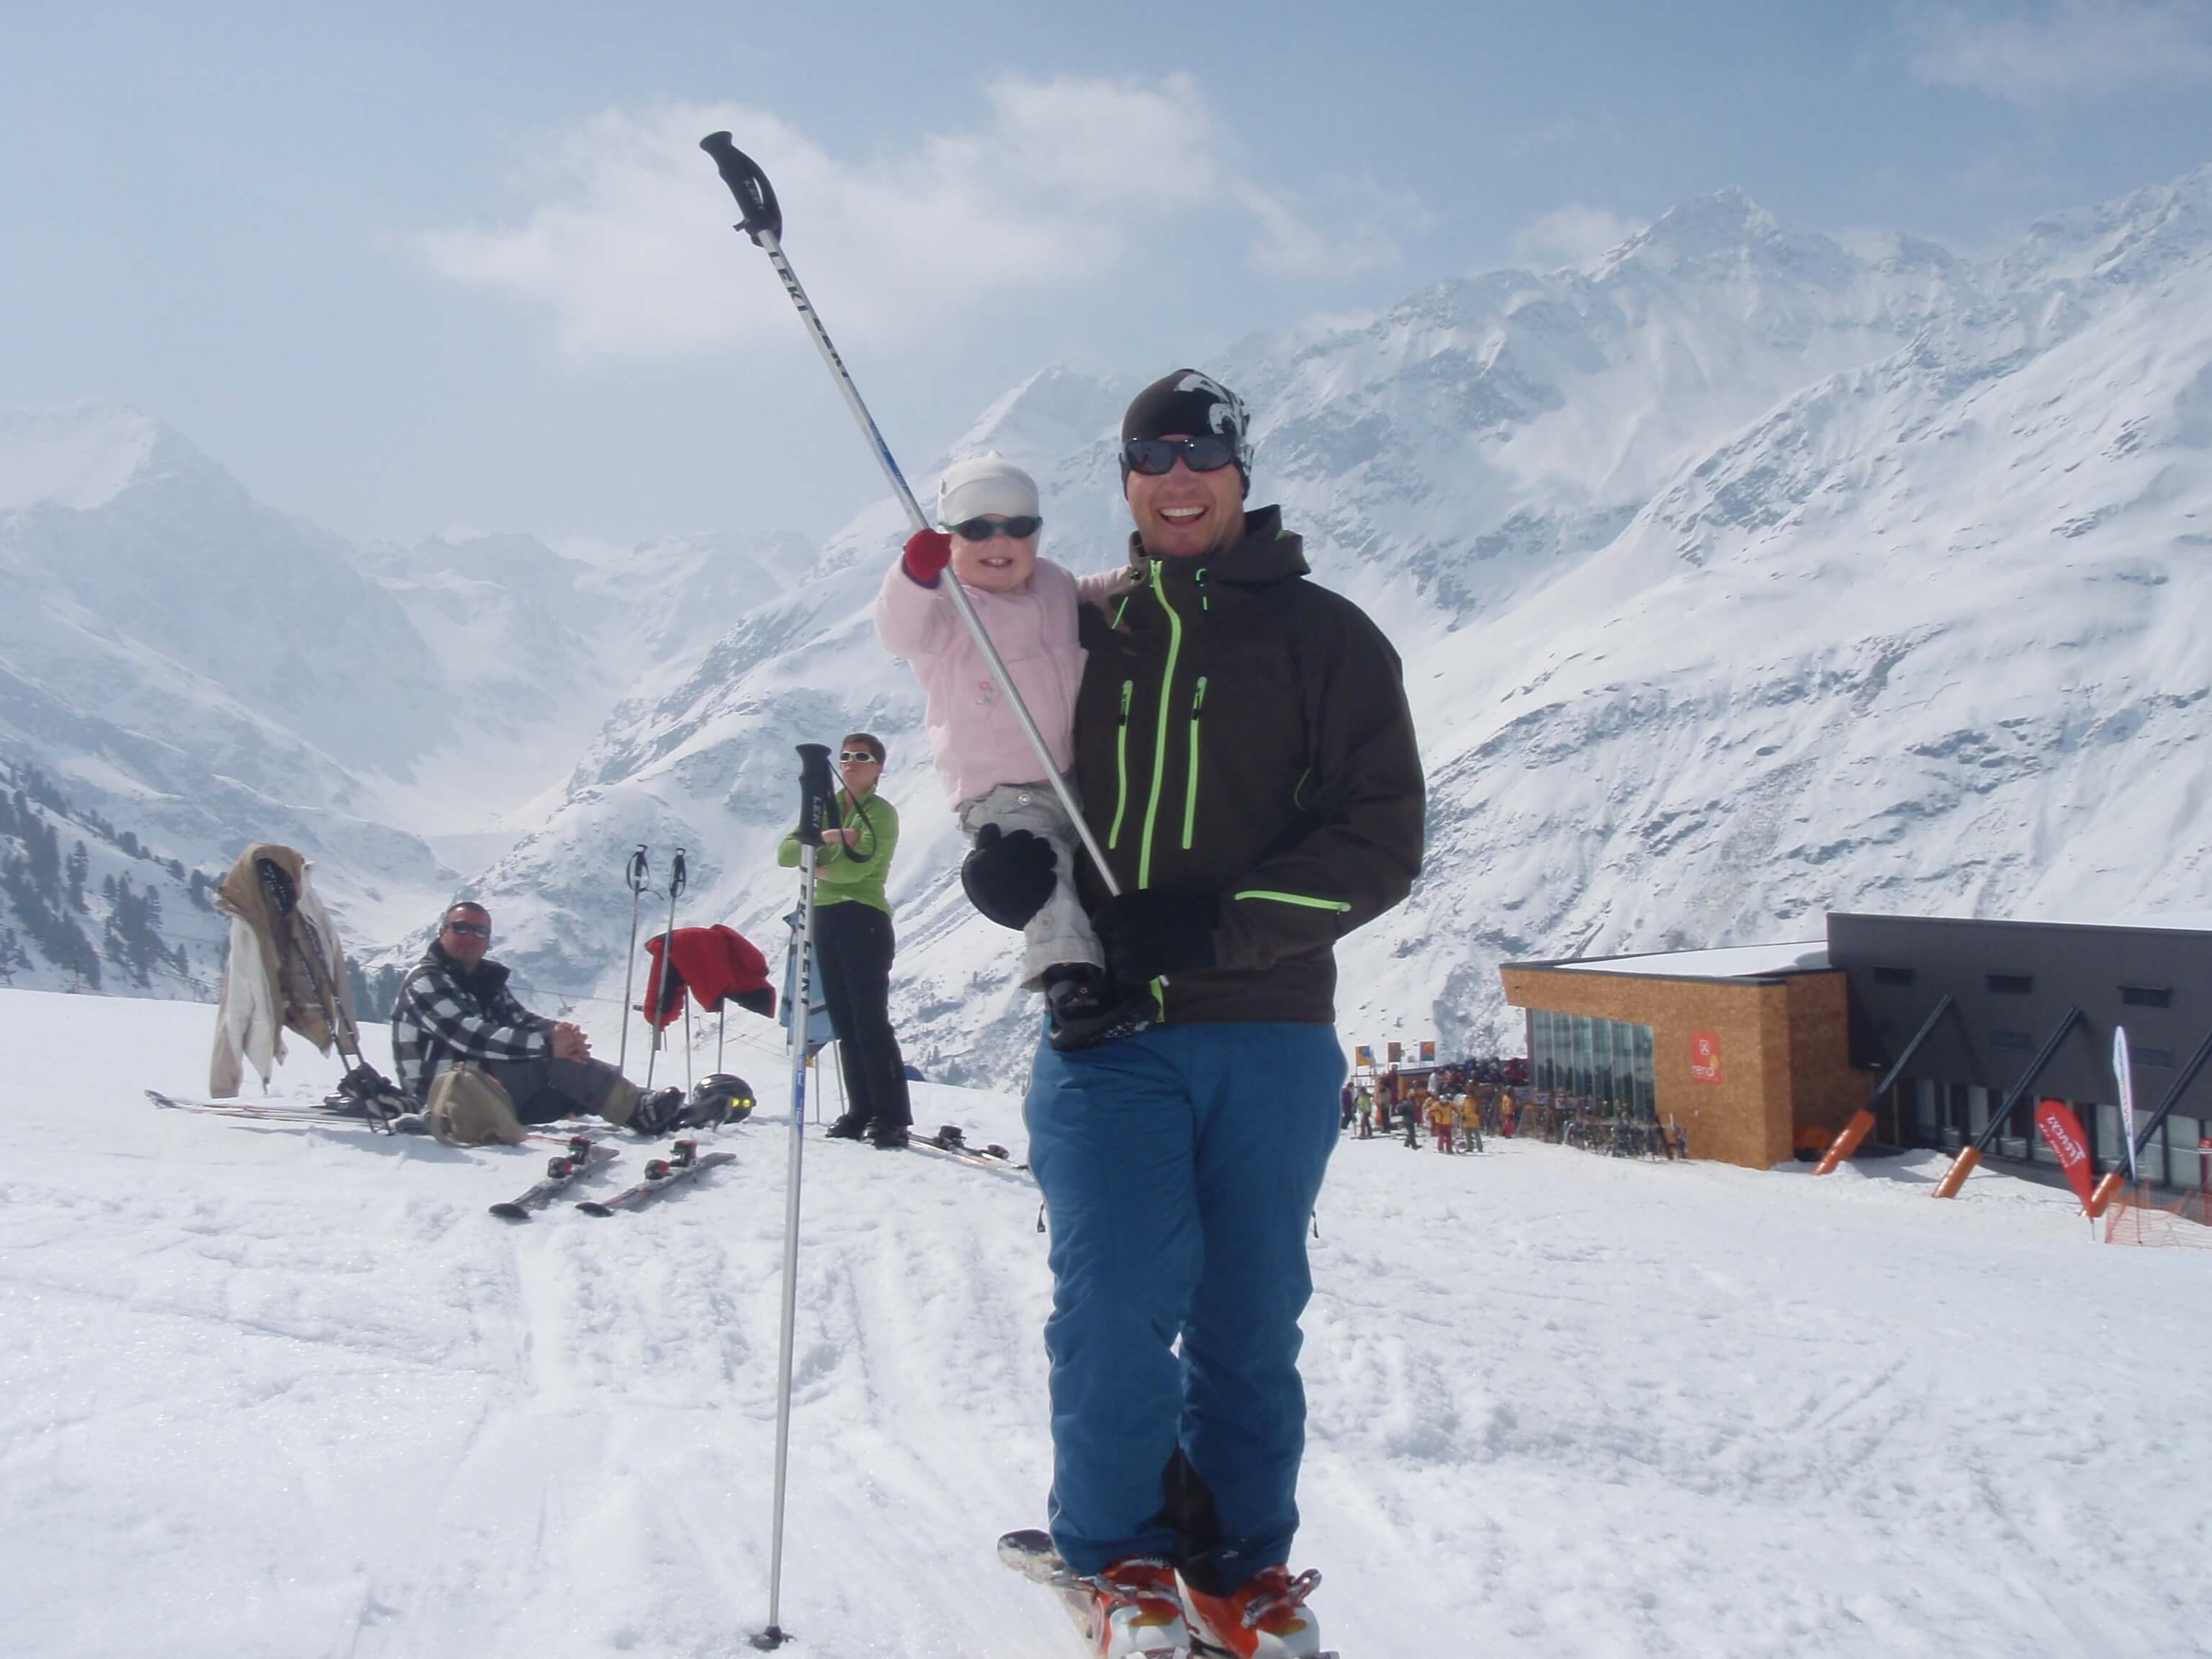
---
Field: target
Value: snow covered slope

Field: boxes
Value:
[462,168,2212,1070]
[4,987,2206,1658]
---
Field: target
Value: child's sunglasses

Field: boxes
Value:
[948,516,1043,541]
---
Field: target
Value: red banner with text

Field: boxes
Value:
[2033,1098,2095,1212]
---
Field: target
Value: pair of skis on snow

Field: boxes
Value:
[998,1530,1339,1658]
[145,1092,734,1217]
[489,1134,734,1219]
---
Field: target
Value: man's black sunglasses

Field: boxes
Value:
[948,515,1043,541]
[445,920,491,939]
[1123,436,1238,476]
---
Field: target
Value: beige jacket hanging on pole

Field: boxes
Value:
[208,842,356,1097]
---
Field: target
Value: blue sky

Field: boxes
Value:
[5,1,2211,544]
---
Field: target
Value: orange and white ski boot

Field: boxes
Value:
[1179,1564,1326,1658]
[1081,1556,1190,1658]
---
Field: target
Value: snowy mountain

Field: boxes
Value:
[0,405,806,976]
[454,167,2212,1075]
[10,166,2210,1067]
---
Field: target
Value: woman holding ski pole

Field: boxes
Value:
[775,732,912,1148]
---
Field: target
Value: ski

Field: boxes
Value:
[146,1089,431,1136]
[998,1529,1131,1655]
[997,1529,1339,1658]
[904,1122,1030,1175]
[576,1138,734,1214]
[489,1136,619,1220]
[148,1090,604,1147]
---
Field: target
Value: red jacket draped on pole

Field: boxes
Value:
[642,925,776,1030]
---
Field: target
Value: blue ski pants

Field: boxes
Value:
[1024,1022,1344,1589]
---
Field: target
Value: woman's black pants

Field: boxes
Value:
[812,901,912,1130]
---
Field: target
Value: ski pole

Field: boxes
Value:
[700,133,1120,899]
[646,850,688,1091]
[617,845,649,1078]
[754,743,836,1652]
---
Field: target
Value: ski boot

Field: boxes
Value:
[629,1086,686,1136]
[1179,1565,1326,1658]
[1082,1557,1190,1658]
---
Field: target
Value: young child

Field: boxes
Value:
[874,454,1146,1051]
[1426,1092,1455,1154]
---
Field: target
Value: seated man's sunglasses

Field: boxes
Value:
[1123,435,1239,475]
[445,920,491,938]
[948,515,1043,541]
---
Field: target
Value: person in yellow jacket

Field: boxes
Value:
[1424,1091,1455,1154]
[1455,1090,1483,1154]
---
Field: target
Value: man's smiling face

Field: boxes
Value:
[1126,435,1246,559]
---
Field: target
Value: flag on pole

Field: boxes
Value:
[2033,1098,2096,1213]
[2113,1025,2139,1185]
[1354,1045,1373,1068]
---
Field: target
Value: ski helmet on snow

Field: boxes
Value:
[685,1073,756,1128]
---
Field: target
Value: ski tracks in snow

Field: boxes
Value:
[9,997,2212,1657]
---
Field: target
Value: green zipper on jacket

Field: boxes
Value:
[1232,889,1352,912]
[1181,676,1208,850]
[1108,680,1133,850]
[1135,579,1184,889]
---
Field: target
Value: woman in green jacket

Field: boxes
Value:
[777,731,912,1147]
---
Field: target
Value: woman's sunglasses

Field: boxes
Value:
[948,515,1043,541]
[838,751,880,765]
[1123,436,1238,476]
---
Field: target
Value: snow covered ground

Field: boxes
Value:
[4,986,2207,1658]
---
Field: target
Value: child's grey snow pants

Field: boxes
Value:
[958,781,1103,990]
[1024,1021,1344,1593]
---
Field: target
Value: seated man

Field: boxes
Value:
[391,902,682,1143]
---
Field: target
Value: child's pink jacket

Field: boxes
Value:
[873,557,1122,808]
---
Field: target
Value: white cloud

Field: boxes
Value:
[1902,1,2212,102]
[1509,204,1642,270]
[414,78,1416,362]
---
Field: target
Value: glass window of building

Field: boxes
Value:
[1529,1010,1658,1119]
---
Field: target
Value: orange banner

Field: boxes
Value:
[1689,1031,1722,1084]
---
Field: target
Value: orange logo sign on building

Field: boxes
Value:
[1689,1031,1722,1084]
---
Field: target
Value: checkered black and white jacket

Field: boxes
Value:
[390,945,553,1102]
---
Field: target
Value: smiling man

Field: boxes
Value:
[989,369,1426,1657]
[390,901,684,1143]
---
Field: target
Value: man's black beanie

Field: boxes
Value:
[1120,369,1254,498]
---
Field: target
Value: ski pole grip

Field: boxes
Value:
[700,132,783,246]
[627,845,649,894]
[672,849,688,898]
[793,744,835,848]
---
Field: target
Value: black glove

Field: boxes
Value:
[1092,889,1219,985]
[961,824,1058,929]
